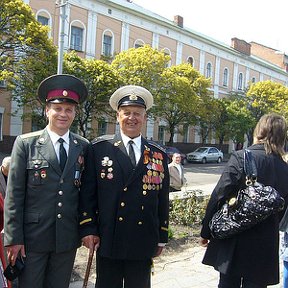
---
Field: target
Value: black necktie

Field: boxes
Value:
[58,138,67,171]
[128,140,136,167]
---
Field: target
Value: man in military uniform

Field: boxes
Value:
[79,85,170,288]
[4,74,89,288]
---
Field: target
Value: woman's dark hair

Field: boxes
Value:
[253,113,287,155]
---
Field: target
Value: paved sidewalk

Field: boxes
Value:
[69,183,283,288]
[69,244,283,288]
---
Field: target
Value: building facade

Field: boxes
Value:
[0,0,287,152]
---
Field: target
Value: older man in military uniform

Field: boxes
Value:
[4,74,89,288]
[79,85,170,288]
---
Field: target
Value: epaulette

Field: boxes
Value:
[73,133,89,144]
[147,140,166,153]
[20,130,43,139]
[91,134,115,145]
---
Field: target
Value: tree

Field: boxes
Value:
[63,51,119,139]
[0,0,57,124]
[111,45,170,92]
[155,63,211,144]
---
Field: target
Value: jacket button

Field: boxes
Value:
[143,191,147,195]
[58,202,63,207]
[141,206,144,210]
[123,187,128,192]
[138,221,143,225]
[58,191,63,195]
[120,202,125,207]
[57,214,62,219]
[119,217,123,221]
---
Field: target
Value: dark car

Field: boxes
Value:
[164,146,187,165]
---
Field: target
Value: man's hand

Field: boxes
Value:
[199,237,209,247]
[6,245,25,265]
[154,246,164,257]
[82,235,100,255]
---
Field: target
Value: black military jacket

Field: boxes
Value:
[79,134,169,260]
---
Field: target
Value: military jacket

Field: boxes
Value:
[79,134,169,260]
[4,128,89,253]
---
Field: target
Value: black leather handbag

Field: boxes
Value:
[209,149,285,239]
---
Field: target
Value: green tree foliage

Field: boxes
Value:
[63,51,119,139]
[156,63,211,144]
[0,0,57,124]
[111,45,169,91]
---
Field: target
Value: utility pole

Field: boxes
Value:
[57,0,68,74]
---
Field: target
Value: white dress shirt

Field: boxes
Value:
[46,127,70,161]
[121,132,142,165]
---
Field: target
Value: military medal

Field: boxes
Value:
[107,173,113,179]
[40,170,46,179]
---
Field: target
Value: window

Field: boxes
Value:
[187,57,194,67]
[37,15,49,26]
[103,34,112,57]
[134,39,144,48]
[223,68,228,87]
[163,48,171,67]
[70,26,83,51]
[251,77,256,83]
[158,126,165,144]
[98,120,107,136]
[0,112,3,141]
[238,73,243,90]
[0,80,6,88]
[183,124,189,143]
[206,62,212,78]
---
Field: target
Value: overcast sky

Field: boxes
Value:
[132,0,288,53]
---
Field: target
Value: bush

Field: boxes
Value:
[169,190,208,226]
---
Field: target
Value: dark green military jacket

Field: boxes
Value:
[4,128,89,253]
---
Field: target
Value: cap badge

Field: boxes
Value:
[129,93,138,101]
[62,90,68,97]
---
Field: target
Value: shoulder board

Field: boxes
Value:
[92,134,115,145]
[20,130,43,139]
[147,140,166,153]
[71,133,89,144]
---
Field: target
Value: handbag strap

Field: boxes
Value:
[244,149,257,183]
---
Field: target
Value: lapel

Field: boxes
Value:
[112,134,133,181]
[63,132,82,176]
[36,129,82,176]
[125,137,148,186]
[36,129,62,175]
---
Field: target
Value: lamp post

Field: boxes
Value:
[57,0,68,74]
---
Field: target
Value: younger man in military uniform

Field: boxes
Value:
[4,74,89,288]
[79,85,170,288]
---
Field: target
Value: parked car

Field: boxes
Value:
[186,147,223,164]
[164,146,187,165]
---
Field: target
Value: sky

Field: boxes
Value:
[132,0,288,53]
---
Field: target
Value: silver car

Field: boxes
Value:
[186,147,223,164]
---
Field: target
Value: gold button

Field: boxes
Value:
[138,221,143,225]
[123,187,127,191]
[120,202,125,207]
[119,217,123,221]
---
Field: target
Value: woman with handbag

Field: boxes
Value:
[200,113,288,288]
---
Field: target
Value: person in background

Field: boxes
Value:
[200,113,288,288]
[4,74,89,288]
[0,156,11,287]
[79,85,170,288]
[168,153,186,192]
